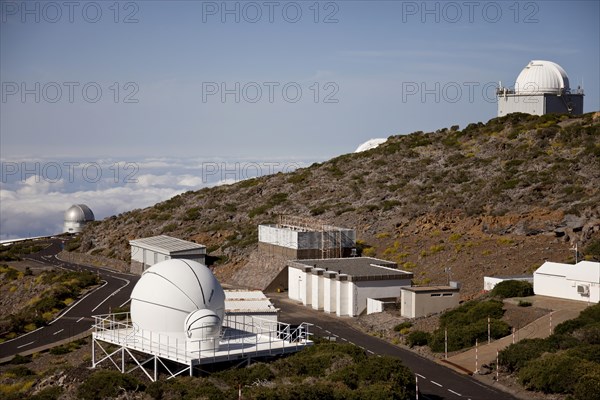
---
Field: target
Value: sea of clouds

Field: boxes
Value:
[0,156,317,240]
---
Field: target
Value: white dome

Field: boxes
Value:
[515,60,570,94]
[355,138,387,153]
[64,204,94,223]
[130,259,225,333]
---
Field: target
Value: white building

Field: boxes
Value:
[534,260,600,303]
[224,290,279,333]
[287,257,413,317]
[483,275,534,292]
[400,286,460,318]
[63,204,95,233]
[129,235,206,274]
[497,60,584,117]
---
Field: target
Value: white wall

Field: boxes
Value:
[535,273,600,303]
[324,276,337,313]
[401,290,414,318]
[311,272,324,310]
[288,268,304,302]
[259,225,299,249]
[352,279,411,316]
[367,298,384,315]
[336,279,349,316]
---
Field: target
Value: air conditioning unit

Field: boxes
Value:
[577,285,590,297]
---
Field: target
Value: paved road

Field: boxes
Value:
[0,239,139,359]
[270,294,517,400]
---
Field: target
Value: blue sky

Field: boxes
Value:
[2,1,598,160]
[0,1,599,239]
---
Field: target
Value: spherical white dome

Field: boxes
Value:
[515,60,570,94]
[355,138,387,153]
[64,204,94,223]
[130,259,225,333]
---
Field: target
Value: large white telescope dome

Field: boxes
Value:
[514,60,570,94]
[130,259,225,333]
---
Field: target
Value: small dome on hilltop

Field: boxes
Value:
[63,204,94,233]
[355,138,387,153]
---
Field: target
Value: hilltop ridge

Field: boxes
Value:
[74,112,600,296]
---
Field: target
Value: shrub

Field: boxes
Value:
[518,353,595,394]
[574,369,600,400]
[490,280,534,299]
[499,338,552,372]
[407,331,430,347]
[10,354,32,365]
[394,322,412,332]
[518,300,532,307]
[77,370,143,400]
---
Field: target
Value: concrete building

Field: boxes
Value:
[287,257,413,317]
[483,275,534,292]
[497,60,584,117]
[400,286,460,319]
[534,260,600,303]
[63,204,94,234]
[129,235,206,274]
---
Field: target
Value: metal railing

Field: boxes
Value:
[92,312,312,364]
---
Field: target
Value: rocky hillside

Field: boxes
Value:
[75,112,600,296]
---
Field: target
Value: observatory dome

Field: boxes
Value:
[515,60,570,94]
[64,204,94,223]
[130,259,225,333]
[355,138,387,153]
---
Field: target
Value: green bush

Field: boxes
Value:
[7,365,35,377]
[490,280,534,299]
[77,370,144,400]
[499,338,553,372]
[518,300,532,307]
[518,353,595,394]
[407,331,430,347]
[574,369,600,400]
[393,321,412,332]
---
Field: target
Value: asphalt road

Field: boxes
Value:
[271,295,518,400]
[0,238,139,359]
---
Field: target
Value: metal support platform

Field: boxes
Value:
[91,312,312,381]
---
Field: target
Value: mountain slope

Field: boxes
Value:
[76,112,600,296]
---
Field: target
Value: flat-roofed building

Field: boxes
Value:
[129,235,206,274]
[400,286,460,318]
[288,257,413,317]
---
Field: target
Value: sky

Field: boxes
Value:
[1,0,599,239]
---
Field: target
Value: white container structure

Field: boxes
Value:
[288,257,413,317]
[534,260,600,303]
[92,259,311,381]
[129,235,206,274]
[400,286,460,319]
